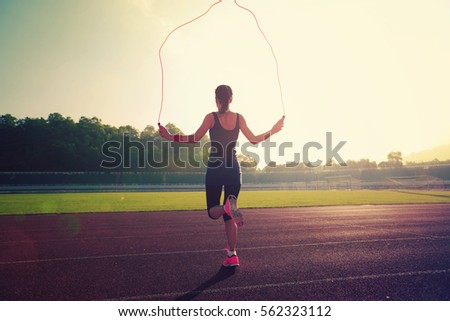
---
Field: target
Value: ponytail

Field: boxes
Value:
[215,85,233,114]
[218,99,229,114]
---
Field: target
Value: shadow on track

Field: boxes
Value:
[176,266,237,301]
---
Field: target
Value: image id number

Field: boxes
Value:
[260,305,332,317]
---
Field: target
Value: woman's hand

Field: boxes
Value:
[272,115,285,134]
[158,124,172,141]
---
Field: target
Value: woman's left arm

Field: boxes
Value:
[240,115,285,144]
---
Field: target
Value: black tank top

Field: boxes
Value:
[209,112,240,163]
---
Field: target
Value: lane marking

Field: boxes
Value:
[2,235,449,265]
[4,217,450,244]
[0,223,413,244]
[111,268,450,300]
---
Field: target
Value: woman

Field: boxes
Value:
[159,84,284,267]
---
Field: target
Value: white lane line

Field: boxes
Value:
[0,223,392,244]
[0,232,224,244]
[1,235,448,265]
[111,268,450,300]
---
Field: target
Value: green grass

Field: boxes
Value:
[1,190,450,215]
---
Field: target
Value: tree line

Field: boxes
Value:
[1,113,448,172]
[0,113,201,172]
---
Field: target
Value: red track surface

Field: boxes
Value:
[1,204,450,300]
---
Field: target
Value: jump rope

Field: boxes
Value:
[157,0,285,126]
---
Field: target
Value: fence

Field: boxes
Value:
[1,165,449,193]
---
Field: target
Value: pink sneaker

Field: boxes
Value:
[224,195,244,226]
[223,255,239,267]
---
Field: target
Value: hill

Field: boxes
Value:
[405,143,450,163]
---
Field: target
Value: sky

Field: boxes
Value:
[1,0,449,166]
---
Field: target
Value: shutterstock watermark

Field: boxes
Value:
[100,132,347,169]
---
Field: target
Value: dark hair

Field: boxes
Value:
[215,85,233,114]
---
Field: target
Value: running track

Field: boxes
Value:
[1,204,450,301]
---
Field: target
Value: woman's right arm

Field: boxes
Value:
[158,113,213,143]
[240,115,285,145]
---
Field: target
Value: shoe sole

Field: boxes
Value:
[223,259,240,267]
[223,263,239,267]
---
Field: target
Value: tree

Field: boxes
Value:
[346,158,377,169]
[387,151,403,167]
[238,153,258,171]
[118,125,139,138]
[0,114,17,128]
[263,161,277,172]
[140,125,157,141]
[0,114,18,170]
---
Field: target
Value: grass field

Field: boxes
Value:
[1,190,450,215]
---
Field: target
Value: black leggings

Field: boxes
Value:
[206,184,241,221]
